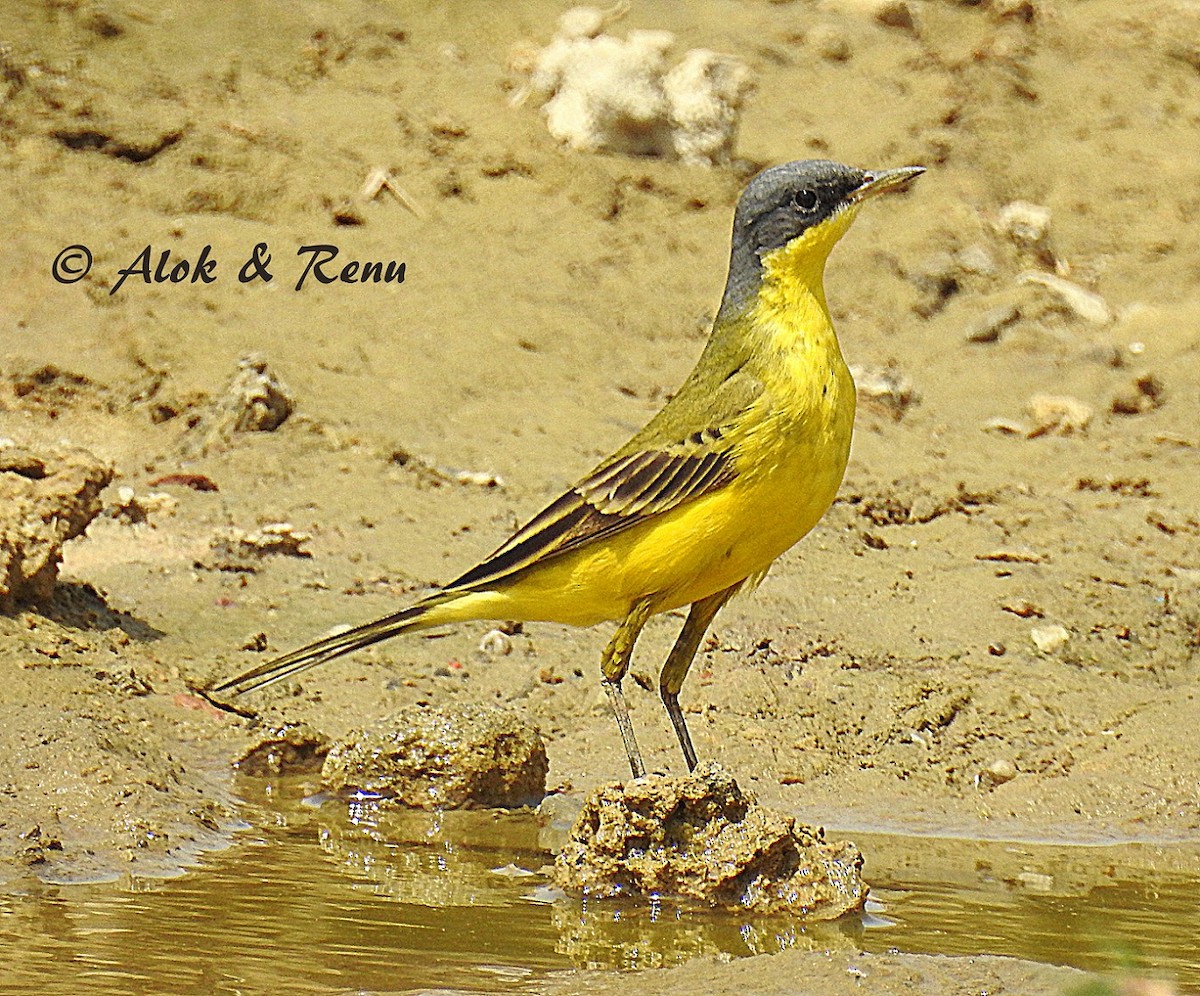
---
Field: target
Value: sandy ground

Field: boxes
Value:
[2,0,1199,991]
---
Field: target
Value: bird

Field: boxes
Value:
[215,159,923,779]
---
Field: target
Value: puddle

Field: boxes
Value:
[854,831,1200,985]
[1,781,1196,994]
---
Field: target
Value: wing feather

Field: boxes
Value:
[442,356,767,594]
[620,457,691,516]
[584,452,644,495]
[444,445,735,593]
[645,448,720,510]
[595,453,677,513]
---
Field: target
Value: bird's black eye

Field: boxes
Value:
[791,187,819,213]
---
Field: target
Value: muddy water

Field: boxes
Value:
[859,832,1200,985]
[2,783,1196,995]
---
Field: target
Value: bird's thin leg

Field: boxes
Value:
[603,681,644,780]
[601,596,656,779]
[659,582,742,771]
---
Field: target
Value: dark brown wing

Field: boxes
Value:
[446,439,735,592]
[446,335,767,593]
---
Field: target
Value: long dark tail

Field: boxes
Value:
[213,600,443,695]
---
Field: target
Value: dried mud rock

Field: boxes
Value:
[996,199,1052,249]
[218,354,294,432]
[205,522,312,571]
[106,486,178,525]
[849,362,918,420]
[0,444,113,610]
[1111,373,1165,415]
[182,354,294,456]
[321,704,548,809]
[1026,393,1093,437]
[517,7,751,164]
[554,762,865,917]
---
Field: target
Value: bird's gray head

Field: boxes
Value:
[720,159,923,317]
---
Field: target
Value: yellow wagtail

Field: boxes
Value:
[217,159,923,778]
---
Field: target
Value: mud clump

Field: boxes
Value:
[515,6,752,165]
[321,704,548,809]
[236,723,331,776]
[204,521,313,572]
[0,444,113,611]
[554,762,865,917]
[216,354,294,434]
[181,354,295,457]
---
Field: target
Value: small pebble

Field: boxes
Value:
[997,200,1051,247]
[108,486,178,524]
[954,244,998,277]
[964,303,1020,344]
[1019,271,1113,324]
[908,251,960,317]
[490,863,536,878]
[993,0,1037,22]
[977,549,1043,564]
[981,416,1028,436]
[453,469,504,488]
[148,473,219,492]
[428,115,469,138]
[983,757,1017,785]
[331,202,365,226]
[1030,623,1069,653]
[808,23,851,61]
[479,628,513,656]
[1026,394,1093,437]
[849,363,917,418]
[1016,870,1054,891]
[873,0,916,31]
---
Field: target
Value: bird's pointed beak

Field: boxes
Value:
[851,166,925,204]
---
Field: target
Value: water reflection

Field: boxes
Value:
[853,831,1200,986]
[310,788,859,972]
[0,779,1197,995]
